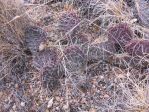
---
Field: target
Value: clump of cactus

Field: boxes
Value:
[1,0,149,111]
[105,23,149,70]
[32,46,63,91]
[106,23,149,70]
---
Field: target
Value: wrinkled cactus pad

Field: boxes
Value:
[85,61,111,77]
[63,45,86,72]
[108,23,133,50]
[42,75,61,92]
[58,11,80,34]
[32,47,59,71]
[125,39,149,57]
[85,41,116,63]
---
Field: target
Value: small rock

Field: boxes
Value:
[63,104,69,110]
[39,42,47,51]
[20,102,25,107]
[89,108,97,112]
[47,97,54,108]
[103,94,109,98]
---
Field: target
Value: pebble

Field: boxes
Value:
[63,104,69,110]
[20,102,25,107]
[89,108,97,112]
[47,97,54,108]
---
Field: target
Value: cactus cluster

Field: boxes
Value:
[58,9,149,73]
[24,26,63,91]
[107,23,149,69]
[1,1,149,111]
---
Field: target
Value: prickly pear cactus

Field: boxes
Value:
[58,11,80,35]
